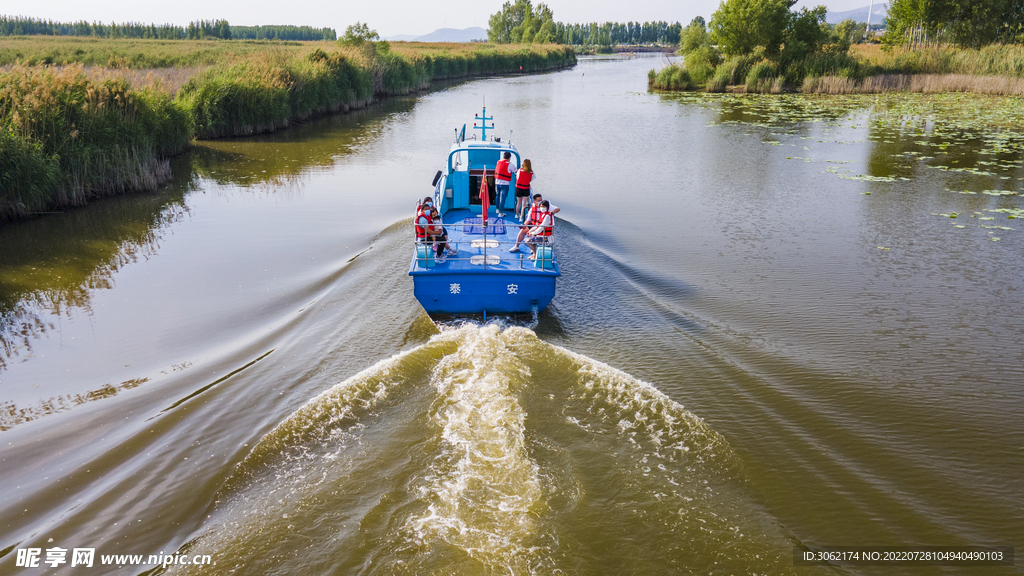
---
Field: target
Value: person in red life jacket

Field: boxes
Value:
[415,197,455,261]
[509,193,559,253]
[494,152,516,217]
[525,200,554,259]
[427,207,456,262]
[415,196,434,243]
[514,159,535,221]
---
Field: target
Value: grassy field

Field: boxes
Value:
[650,44,1024,94]
[1,38,576,221]
[0,36,311,68]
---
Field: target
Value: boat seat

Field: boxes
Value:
[534,246,553,269]
[415,243,435,268]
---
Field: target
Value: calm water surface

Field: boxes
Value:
[1,55,1022,575]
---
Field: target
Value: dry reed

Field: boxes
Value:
[82,66,204,97]
[803,74,1024,95]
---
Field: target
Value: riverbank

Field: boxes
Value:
[1,39,576,221]
[649,44,1024,95]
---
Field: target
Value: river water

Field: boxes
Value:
[1,55,1022,575]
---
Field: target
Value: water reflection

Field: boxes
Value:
[191,96,420,189]
[0,161,194,369]
[664,91,1023,204]
[0,98,422,369]
[0,96,436,430]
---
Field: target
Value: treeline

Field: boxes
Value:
[231,25,336,41]
[561,21,682,46]
[884,0,1024,49]
[0,16,336,41]
[487,1,681,45]
[187,20,231,40]
[0,16,189,39]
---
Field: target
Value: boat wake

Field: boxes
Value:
[170,325,801,575]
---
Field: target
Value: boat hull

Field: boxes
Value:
[410,269,556,314]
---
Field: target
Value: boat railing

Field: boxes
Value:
[412,220,555,269]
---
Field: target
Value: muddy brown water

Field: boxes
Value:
[1,55,1021,575]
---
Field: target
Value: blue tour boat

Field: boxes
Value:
[409,107,560,316]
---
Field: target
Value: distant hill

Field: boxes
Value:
[826,4,888,25]
[386,27,489,43]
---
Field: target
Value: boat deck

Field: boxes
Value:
[408,209,560,276]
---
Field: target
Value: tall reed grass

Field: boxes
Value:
[648,65,692,90]
[858,45,1024,78]
[650,44,1024,94]
[179,43,575,138]
[2,41,576,220]
[1,63,190,220]
[803,74,1024,95]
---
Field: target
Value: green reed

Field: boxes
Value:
[650,45,1024,94]
[2,41,575,220]
[180,43,575,138]
[1,63,190,220]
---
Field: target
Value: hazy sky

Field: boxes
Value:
[0,0,876,37]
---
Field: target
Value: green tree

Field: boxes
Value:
[535,20,556,43]
[679,20,710,53]
[929,0,1019,47]
[882,0,922,47]
[882,0,1024,48]
[488,0,557,44]
[520,11,536,42]
[710,0,796,57]
[488,0,532,43]
[339,22,379,46]
[782,6,827,59]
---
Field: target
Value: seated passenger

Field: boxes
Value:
[428,208,458,262]
[509,193,559,253]
[415,196,434,244]
[525,200,554,259]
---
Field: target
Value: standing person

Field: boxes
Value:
[514,159,535,221]
[494,152,516,217]
[509,193,559,253]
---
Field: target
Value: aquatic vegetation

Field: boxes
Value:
[659,90,1023,246]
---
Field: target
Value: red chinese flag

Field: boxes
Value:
[479,167,490,223]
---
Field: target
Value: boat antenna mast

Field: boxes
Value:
[473,102,494,141]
